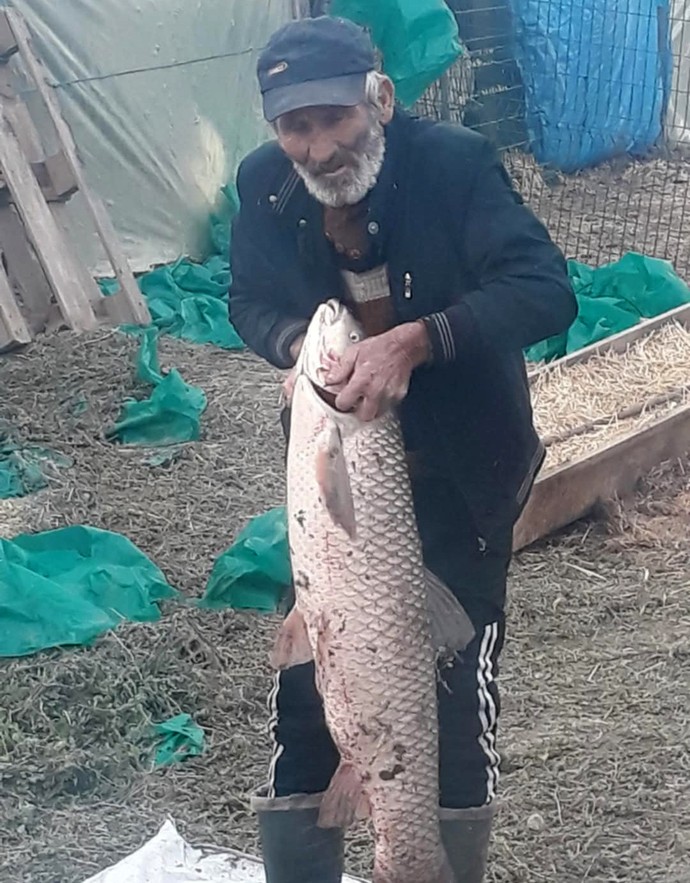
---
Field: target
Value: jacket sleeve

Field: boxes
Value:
[421,140,578,364]
[228,158,309,370]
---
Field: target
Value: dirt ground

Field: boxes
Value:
[1,330,689,883]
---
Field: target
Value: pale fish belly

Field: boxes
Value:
[284,383,452,883]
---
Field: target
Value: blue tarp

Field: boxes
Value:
[510,0,673,171]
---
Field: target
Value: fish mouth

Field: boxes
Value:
[308,378,354,414]
[322,299,346,324]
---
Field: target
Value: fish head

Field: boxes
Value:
[299,299,364,403]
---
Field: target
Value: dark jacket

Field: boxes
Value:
[228,109,577,551]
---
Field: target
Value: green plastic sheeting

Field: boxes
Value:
[133,256,242,350]
[0,526,177,658]
[332,0,462,107]
[525,252,690,363]
[107,329,207,446]
[135,326,165,385]
[153,714,205,766]
[200,507,291,614]
[0,432,72,499]
[100,185,244,350]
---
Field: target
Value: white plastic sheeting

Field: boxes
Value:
[81,819,366,883]
[667,0,690,146]
[2,1,294,271]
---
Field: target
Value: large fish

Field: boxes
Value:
[272,299,475,883]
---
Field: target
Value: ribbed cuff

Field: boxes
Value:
[274,319,309,369]
[422,313,456,364]
[422,303,478,365]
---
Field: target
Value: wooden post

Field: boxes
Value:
[0,111,96,331]
[0,256,31,350]
[0,204,53,332]
[6,9,151,327]
[514,404,690,550]
[0,57,93,330]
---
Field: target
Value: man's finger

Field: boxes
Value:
[325,349,356,385]
[355,394,380,423]
[334,375,368,412]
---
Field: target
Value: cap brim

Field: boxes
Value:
[263,72,367,123]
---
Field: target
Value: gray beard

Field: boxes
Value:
[293,120,386,208]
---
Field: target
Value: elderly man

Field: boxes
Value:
[229,15,576,883]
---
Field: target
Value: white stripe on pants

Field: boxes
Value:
[266,671,284,799]
[476,622,501,803]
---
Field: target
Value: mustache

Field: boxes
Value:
[299,151,355,177]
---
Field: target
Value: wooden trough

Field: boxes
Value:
[0,9,150,352]
[514,302,690,550]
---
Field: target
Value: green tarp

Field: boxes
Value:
[100,184,244,351]
[332,0,462,107]
[153,713,205,766]
[0,431,72,500]
[0,526,177,658]
[525,252,690,363]
[107,328,208,446]
[200,507,291,614]
[132,256,242,350]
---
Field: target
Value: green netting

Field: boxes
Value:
[525,252,690,363]
[153,713,205,766]
[199,507,291,614]
[0,525,178,658]
[332,0,462,107]
[0,427,73,500]
[107,328,208,446]
[99,184,244,350]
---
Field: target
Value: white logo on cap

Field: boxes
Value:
[268,61,288,76]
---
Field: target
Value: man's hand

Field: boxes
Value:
[325,321,430,422]
[282,334,306,405]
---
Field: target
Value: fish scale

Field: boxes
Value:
[273,300,467,883]
[289,405,444,881]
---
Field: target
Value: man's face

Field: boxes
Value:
[275,103,385,208]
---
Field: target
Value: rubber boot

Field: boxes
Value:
[252,789,345,883]
[440,803,495,883]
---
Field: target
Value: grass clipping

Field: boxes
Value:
[531,321,690,469]
[1,327,689,883]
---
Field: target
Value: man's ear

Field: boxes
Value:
[378,76,396,124]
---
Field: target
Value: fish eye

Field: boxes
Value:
[349,331,360,342]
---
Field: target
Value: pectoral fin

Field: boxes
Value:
[315,424,356,539]
[270,607,313,670]
[425,567,476,656]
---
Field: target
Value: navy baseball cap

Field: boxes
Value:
[258,16,376,123]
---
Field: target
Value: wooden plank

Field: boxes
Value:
[528,302,690,382]
[32,151,78,201]
[0,65,77,203]
[0,256,31,350]
[0,111,96,331]
[513,404,690,550]
[0,63,43,162]
[7,9,151,327]
[0,203,53,331]
[0,56,100,324]
[0,11,17,59]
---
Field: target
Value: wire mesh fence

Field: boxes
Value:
[412,0,690,279]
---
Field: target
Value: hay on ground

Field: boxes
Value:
[1,328,689,883]
[532,322,690,468]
